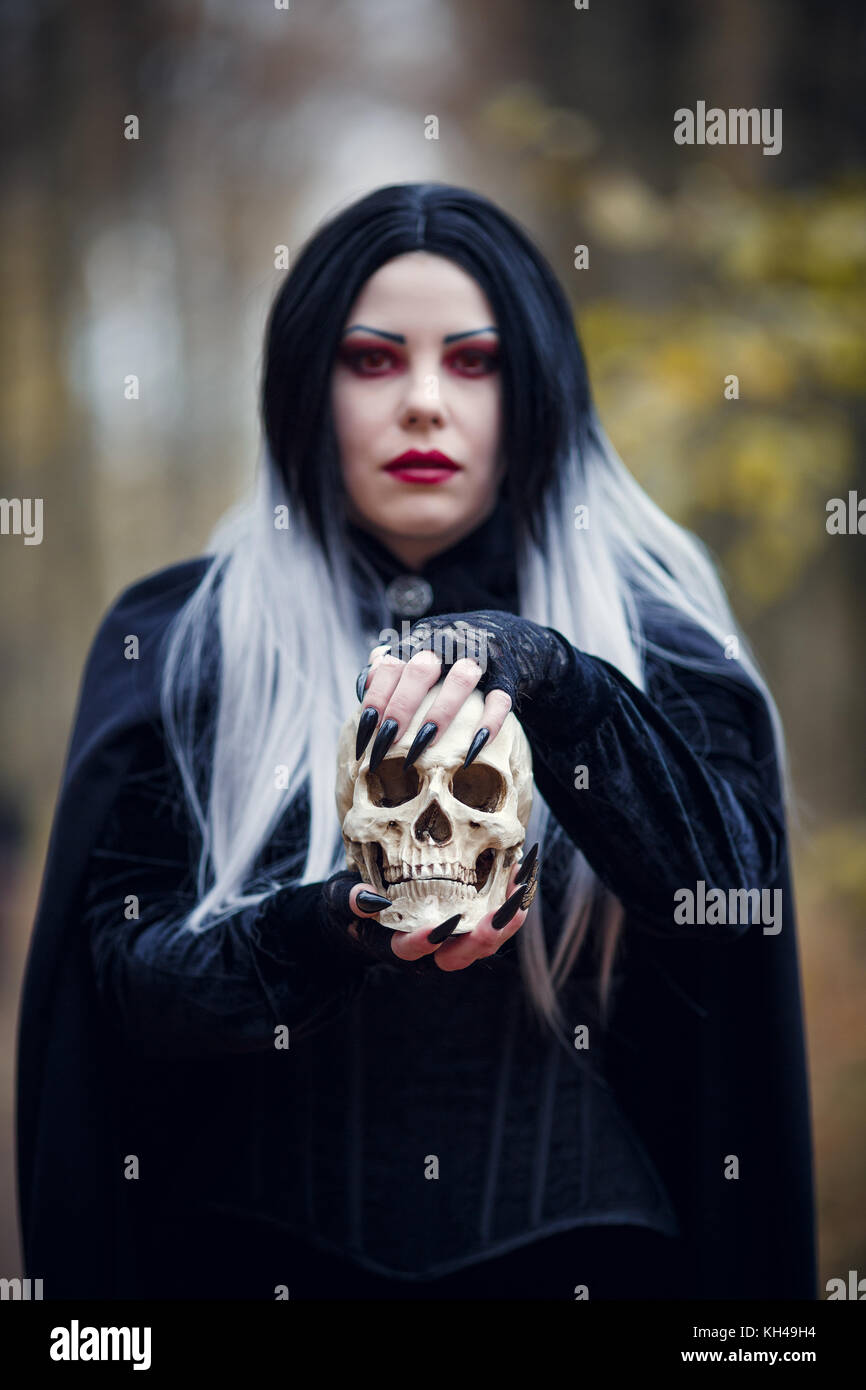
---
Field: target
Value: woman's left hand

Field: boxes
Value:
[354,609,569,772]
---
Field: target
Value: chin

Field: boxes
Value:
[375,494,472,536]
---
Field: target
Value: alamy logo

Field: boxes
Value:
[826,491,866,534]
[674,103,782,156]
[0,1276,43,1299]
[825,1269,866,1299]
[673,881,782,934]
[0,497,43,545]
[49,1320,151,1371]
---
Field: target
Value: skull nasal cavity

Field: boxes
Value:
[413,800,452,845]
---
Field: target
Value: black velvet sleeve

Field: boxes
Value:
[516,619,786,939]
[84,724,377,1060]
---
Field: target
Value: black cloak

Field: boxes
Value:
[16,555,818,1300]
[16,560,209,1298]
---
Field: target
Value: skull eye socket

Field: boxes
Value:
[366,759,421,808]
[450,763,506,813]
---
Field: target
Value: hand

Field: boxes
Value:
[320,844,539,974]
[354,610,569,772]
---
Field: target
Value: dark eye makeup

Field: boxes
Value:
[337,340,500,377]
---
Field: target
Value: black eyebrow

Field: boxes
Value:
[341,325,499,344]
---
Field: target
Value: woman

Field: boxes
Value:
[17,182,816,1301]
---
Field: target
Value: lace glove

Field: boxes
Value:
[319,869,449,975]
[372,610,573,719]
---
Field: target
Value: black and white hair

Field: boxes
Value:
[159,182,787,1042]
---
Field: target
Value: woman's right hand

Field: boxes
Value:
[320,870,461,968]
[320,850,537,971]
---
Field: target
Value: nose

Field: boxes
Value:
[413,798,452,846]
[399,363,448,428]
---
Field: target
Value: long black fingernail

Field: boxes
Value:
[356,889,392,912]
[491,886,524,931]
[515,842,539,886]
[463,727,490,769]
[403,721,438,770]
[356,665,371,703]
[428,912,462,944]
[356,706,379,760]
[369,717,399,774]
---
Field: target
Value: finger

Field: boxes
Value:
[358,652,384,694]
[362,652,408,712]
[403,657,484,760]
[389,913,462,963]
[461,689,513,767]
[341,881,391,946]
[356,647,390,703]
[348,882,393,917]
[377,647,443,742]
[356,654,410,756]
[430,855,533,972]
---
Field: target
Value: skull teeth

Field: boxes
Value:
[384,861,478,886]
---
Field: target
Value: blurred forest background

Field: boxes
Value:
[1,0,864,1289]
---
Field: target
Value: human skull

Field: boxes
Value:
[336,683,533,934]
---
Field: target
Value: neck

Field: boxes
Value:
[345,499,503,571]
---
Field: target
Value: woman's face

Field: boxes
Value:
[331,251,505,569]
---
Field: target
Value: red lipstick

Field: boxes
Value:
[383,450,461,485]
